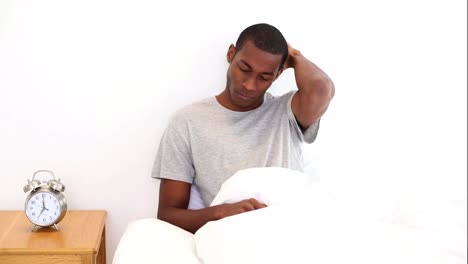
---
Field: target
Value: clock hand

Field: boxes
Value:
[37,199,49,219]
[42,196,49,211]
[38,207,45,218]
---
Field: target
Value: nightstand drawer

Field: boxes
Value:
[0,210,106,264]
[0,254,82,264]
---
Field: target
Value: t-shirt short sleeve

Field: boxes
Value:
[151,111,195,183]
[286,90,320,144]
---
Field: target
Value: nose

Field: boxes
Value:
[242,76,256,91]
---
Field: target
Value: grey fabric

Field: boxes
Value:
[152,90,320,206]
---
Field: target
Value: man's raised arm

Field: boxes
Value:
[286,44,335,129]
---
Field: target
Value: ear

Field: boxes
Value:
[226,44,236,63]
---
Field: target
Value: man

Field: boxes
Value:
[152,23,335,233]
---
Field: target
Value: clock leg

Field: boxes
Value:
[53,224,59,231]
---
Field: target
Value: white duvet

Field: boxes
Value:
[113,167,467,264]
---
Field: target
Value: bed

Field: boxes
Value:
[113,167,467,264]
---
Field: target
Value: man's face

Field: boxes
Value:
[225,40,283,111]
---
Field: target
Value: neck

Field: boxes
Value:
[216,89,263,112]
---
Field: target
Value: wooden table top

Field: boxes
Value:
[0,210,106,255]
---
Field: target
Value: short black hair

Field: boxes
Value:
[235,23,288,69]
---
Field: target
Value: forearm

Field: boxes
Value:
[158,205,223,234]
[158,198,266,233]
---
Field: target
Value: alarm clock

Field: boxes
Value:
[23,170,67,231]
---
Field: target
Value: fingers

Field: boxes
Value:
[239,198,267,212]
[218,198,268,219]
[247,198,267,209]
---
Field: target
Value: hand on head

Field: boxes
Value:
[283,43,302,70]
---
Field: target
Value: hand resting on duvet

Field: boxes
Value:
[158,178,268,233]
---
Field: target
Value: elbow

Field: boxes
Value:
[157,205,169,222]
[308,76,335,100]
[326,78,335,100]
[318,75,334,98]
[157,210,163,221]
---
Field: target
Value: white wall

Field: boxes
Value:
[1,0,466,262]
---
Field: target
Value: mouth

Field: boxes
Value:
[235,91,253,101]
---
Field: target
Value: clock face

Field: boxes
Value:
[25,191,62,226]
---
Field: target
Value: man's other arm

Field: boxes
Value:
[158,179,266,233]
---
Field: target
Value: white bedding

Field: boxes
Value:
[113,167,467,264]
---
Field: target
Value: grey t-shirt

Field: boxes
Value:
[152,90,320,206]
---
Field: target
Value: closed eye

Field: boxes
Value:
[238,61,251,72]
[239,66,250,72]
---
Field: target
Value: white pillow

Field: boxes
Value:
[196,167,465,264]
[210,167,313,207]
[112,218,200,264]
[195,206,463,264]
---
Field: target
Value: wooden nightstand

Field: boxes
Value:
[0,210,107,264]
